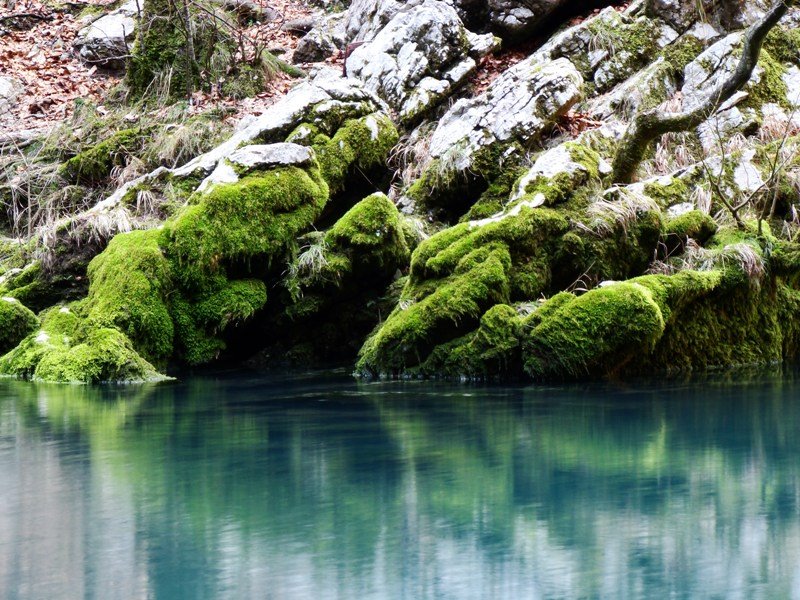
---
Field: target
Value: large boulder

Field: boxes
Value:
[73,0,140,68]
[405,56,582,210]
[681,31,789,114]
[343,0,571,44]
[346,0,496,123]
[293,13,347,63]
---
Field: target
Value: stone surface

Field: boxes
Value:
[197,144,315,192]
[346,0,495,123]
[97,69,385,212]
[293,13,346,63]
[73,0,140,68]
[343,0,570,44]
[0,76,21,114]
[426,57,583,173]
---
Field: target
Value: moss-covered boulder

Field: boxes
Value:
[257,193,413,365]
[0,297,38,354]
[0,306,164,383]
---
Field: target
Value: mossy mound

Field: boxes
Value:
[0,297,39,354]
[59,128,144,185]
[288,113,399,195]
[261,193,413,365]
[162,164,329,287]
[84,229,174,363]
[0,306,164,383]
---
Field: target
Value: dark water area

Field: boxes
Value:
[2,369,800,599]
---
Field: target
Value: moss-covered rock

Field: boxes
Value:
[0,305,164,383]
[307,113,398,195]
[664,209,718,252]
[0,297,38,354]
[59,128,143,184]
[357,244,512,376]
[162,164,329,288]
[83,229,173,363]
[418,304,524,379]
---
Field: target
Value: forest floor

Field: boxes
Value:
[0,0,627,136]
[0,0,329,133]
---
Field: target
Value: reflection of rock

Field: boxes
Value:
[0,76,22,114]
[346,0,496,123]
[73,0,140,68]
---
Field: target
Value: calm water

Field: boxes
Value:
[2,370,800,599]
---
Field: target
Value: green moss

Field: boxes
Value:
[764,27,800,67]
[633,273,794,373]
[461,166,527,222]
[585,15,661,91]
[311,113,398,194]
[357,245,511,376]
[162,165,329,288]
[642,176,690,208]
[0,307,76,379]
[664,210,717,245]
[83,229,174,363]
[661,35,704,74]
[325,193,409,270]
[127,0,207,98]
[0,304,163,383]
[59,128,143,184]
[419,304,523,379]
[34,327,163,383]
[171,278,267,365]
[0,297,38,353]
[742,49,789,110]
[523,281,667,379]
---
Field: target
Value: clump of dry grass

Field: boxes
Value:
[583,188,660,236]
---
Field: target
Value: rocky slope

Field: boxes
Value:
[2,0,800,382]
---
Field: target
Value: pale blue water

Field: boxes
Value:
[1,369,800,599]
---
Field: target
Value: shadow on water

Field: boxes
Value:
[2,366,800,598]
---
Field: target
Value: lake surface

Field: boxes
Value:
[2,369,800,599]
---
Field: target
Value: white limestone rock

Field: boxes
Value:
[73,0,140,68]
[346,0,496,123]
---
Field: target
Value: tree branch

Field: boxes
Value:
[611,0,794,184]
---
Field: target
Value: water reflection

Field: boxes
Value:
[1,371,800,599]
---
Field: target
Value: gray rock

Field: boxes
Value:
[293,12,346,63]
[73,0,140,68]
[415,56,582,194]
[0,76,21,114]
[343,0,570,44]
[346,0,496,123]
[197,144,315,192]
[97,69,386,211]
[281,16,317,33]
[681,31,778,115]
[647,0,756,33]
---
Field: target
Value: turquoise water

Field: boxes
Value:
[1,370,800,599]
